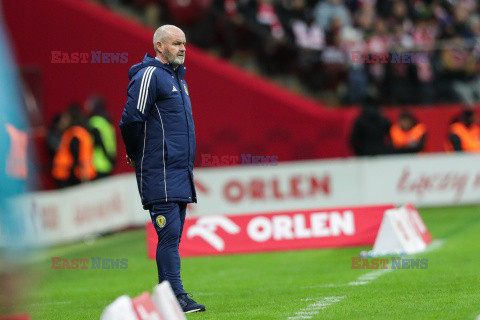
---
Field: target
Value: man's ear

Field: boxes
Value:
[156,41,162,53]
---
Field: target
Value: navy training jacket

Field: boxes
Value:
[119,53,197,208]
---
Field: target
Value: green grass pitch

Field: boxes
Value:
[9,205,480,319]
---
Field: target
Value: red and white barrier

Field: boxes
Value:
[100,295,138,320]
[100,282,186,320]
[151,282,187,320]
[146,205,395,258]
[371,204,433,255]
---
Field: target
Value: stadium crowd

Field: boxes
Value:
[93,0,480,106]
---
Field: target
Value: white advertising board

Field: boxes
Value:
[1,153,478,246]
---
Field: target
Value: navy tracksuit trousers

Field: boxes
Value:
[149,202,187,296]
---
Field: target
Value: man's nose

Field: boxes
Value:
[180,44,186,52]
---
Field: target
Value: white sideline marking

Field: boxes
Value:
[287,296,344,320]
[348,268,392,286]
[302,239,445,290]
[302,269,393,289]
[302,283,348,288]
[424,239,444,252]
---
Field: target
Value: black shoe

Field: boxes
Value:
[176,293,206,313]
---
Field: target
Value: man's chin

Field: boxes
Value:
[174,57,185,65]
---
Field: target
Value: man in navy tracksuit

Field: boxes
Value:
[119,25,205,313]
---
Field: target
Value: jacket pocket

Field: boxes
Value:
[163,138,169,162]
[164,134,188,168]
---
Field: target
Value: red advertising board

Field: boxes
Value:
[146,204,395,258]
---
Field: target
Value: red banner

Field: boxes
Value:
[146,205,394,258]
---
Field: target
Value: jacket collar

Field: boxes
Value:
[143,53,186,79]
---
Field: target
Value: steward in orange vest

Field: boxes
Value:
[51,105,96,187]
[390,112,427,153]
[445,110,480,152]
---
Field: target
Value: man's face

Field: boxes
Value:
[399,117,414,131]
[159,29,186,67]
[466,113,476,126]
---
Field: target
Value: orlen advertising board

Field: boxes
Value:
[146,205,394,258]
[188,159,361,216]
[188,153,480,216]
[361,153,480,206]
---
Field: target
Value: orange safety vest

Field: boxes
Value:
[52,126,97,181]
[445,122,480,152]
[390,123,426,149]
[5,124,28,180]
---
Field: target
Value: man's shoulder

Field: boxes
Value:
[129,64,169,81]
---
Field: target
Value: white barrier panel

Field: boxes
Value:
[100,295,138,320]
[151,282,187,320]
[2,153,478,247]
[372,204,433,255]
[100,282,185,320]
[189,159,361,215]
[361,153,480,206]
[131,292,164,320]
[5,174,149,247]
[190,153,480,215]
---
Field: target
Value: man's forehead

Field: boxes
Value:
[166,29,186,42]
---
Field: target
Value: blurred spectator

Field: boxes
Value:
[291,10,324,91]
[85,95,117,179]
[385,24,415,105]
[256,0,284,39]
[440,35,479,103]
[385,0,412,32]
[365,19,390,102]
[255,0,294,74]
[341,26,368,104]
[445,109,480,152]
[314,0,352,32]
[353,0,375,31]
[291,10,324,52]
[412,17,437,103]
[51,103,96,188]
[163,0,211,27]
[350,96,393,156]
[321,23,348,103]
[195,0,256,58]
[46,112,71,158]
[390,111,427,153]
